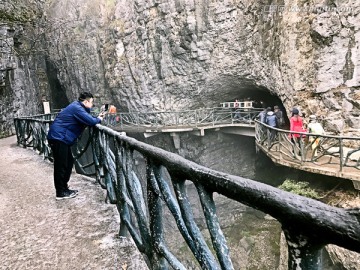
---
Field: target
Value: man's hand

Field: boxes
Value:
[98,112,106,121]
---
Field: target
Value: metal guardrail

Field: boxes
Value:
[255,121,360,188]
[101,107,262,129]
[14,114,360,270]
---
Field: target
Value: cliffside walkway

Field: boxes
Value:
[254,122,360,189]
[107,106,261,137]
[41,105,360,189]
[12,115,360,269]
[116,111,360,189]
[101,106,360,189]
[45,106,360,188]
[0,136,147,270]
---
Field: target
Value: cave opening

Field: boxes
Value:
[45,58,70,111]
[206,77,289,123]
[232,86,287,117]
[229,91,289,126]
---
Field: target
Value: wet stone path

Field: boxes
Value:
[0,136,147,270]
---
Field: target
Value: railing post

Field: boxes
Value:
[212,110,215,126]
[283,229,322,270]
[195,109,198,127]
[120,113,123,128]
[339,138,343,172]
[278,131,282,159]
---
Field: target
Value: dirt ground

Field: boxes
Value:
[0,136,148,270]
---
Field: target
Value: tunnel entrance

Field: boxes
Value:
[231,86,288,122]
[45,58,70,111]
[208,77,289,125]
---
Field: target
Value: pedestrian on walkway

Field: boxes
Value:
[265,109,278,143]
[257,107,270,142]
[47,92,105,200]
[307,115,325,157]
[290,108,305,155]
[274,105,284,127]
[108,104,117,125]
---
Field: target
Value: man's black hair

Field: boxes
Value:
[78,92,94,101]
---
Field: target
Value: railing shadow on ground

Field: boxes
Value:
[14,114,360,270]
[255,121,360,189]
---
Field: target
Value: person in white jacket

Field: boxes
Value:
[307,115,325,157]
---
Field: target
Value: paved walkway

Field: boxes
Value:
[0,136,147,270]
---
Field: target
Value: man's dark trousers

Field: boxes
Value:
[48,140,74,194]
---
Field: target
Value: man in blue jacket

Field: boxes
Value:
[47,92,104,200]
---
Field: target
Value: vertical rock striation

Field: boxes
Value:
[0,0,49,137]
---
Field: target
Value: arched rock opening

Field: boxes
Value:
[205,76,289,122]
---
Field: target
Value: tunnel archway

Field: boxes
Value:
[231,86,288,122]
[232,89,289,126]
[204,76,289,125]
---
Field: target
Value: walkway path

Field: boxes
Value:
[0,136,147,270]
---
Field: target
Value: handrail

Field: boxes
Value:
[14,114,360,270]
[254,120,360,184]
[102,107,262,129]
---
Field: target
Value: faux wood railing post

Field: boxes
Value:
[283,228,322,270]
[339,138,343,172]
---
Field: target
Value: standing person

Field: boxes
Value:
[290,108,304,153]
[257,107,270,141]
[258,107,270,124]
[265,109,278,142]
[234,99,239,108]
[233,99,241,120]
[47,92,105,200]
[274,105,284,127]
[307,115,325,157]
[108,104,117,125]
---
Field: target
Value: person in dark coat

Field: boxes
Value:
[265,110,278,142]
[47,92,105,200]
[274,105,284,127]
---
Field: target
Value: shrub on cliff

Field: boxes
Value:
[278,179,320,199]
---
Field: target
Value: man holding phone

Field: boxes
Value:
[47,92,105,200]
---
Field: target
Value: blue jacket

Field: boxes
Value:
[47,101,101,145]
[265,112,278,127]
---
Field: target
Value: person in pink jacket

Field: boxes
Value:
[290,108,304,152]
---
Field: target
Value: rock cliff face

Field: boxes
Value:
[1,0,360,136]
[0,0,49,137]
[41,0,360,135]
